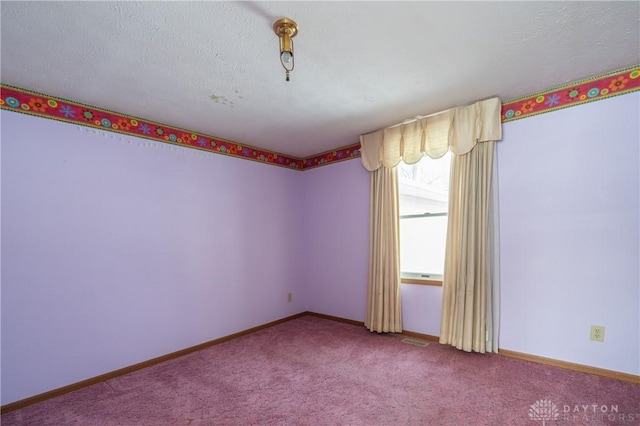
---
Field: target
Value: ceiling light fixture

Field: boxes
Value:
[273,17,298,82]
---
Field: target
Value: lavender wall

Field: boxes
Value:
[498,93,639,375]
[301,160,369,321]
[400,284,442,336]
[1,111,304,405]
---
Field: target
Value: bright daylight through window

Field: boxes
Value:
[398,152,451,283]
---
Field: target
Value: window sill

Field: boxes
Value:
[401,278,443,287]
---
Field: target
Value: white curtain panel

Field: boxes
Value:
[364,166,403,333]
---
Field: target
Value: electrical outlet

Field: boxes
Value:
[287,293,292,303]
[590,325,605,342]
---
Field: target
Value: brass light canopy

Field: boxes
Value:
[273,17,298,81]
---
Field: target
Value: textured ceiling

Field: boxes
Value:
[1,1,639,158]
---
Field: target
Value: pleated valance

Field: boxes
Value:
[360,97,502,171]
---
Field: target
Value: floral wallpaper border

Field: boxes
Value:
[501,66,639,122]
[301,143,362,170]
[1,65,638,170]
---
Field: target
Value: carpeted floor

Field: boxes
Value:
[3,316,639,425]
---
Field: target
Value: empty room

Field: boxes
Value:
[1,2,639,425]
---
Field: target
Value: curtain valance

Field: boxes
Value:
[359,97,502,171]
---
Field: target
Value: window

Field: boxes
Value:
[398,152,451,285]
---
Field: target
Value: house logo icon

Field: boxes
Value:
[529,399,559,425]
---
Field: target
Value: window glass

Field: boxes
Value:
[398,152,451,280]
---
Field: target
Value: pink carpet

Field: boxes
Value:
[3,315,639,425]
